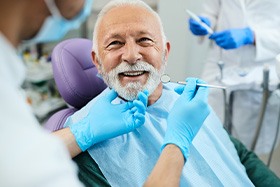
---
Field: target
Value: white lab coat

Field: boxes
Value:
[0,33,83,187]
[199,0,280,154]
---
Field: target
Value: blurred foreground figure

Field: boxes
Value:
[0,0,92,186]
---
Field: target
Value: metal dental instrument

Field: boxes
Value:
[161,74,226,90]
[251,64,270,151]
[217,49,225,81]
[217,60,225,80]
[186,9,214,34]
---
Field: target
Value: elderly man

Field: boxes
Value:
[53,0,279,186]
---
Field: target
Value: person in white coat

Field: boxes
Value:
[0,0,97,186]
[188,0,280,154]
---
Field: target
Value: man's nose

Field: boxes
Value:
[122,42,142,64]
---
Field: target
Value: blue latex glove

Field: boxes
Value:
[69,89,149,151]
[209,27,254,49]
[189,16,211,35]
[162,78,210,160]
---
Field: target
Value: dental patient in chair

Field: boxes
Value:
[54,0,280,186]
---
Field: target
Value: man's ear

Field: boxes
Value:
[91,51,101,72]
[164,41,171,62]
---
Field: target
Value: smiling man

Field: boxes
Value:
[92,2,169,103]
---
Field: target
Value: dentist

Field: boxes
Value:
[0,1,93,186]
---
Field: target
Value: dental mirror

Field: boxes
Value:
[160,74,226,90]
[161,74,171,83]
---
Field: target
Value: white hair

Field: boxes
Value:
[92,0,167,59]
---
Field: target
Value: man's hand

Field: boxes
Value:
[69,89,148,151]
[162,78,210,160]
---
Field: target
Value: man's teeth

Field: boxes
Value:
[123,71,144,76]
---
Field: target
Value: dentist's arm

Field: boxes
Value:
[53,127,82,158]
[144,144,184,187]
[144,78,210,186]
[53,90,148,158]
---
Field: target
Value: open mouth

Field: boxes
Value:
[120,71,147,77]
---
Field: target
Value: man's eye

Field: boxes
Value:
[108,41,123,47]
[106,41,124,50]
[138,38,152,43]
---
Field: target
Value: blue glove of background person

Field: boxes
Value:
[69,89,149,151]
[189,16,211,35]
[209,27,254,49]
[162,78,210,160]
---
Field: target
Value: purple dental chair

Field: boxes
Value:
[43,38,107,132]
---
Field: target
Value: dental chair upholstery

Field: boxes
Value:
[44,38,107,132]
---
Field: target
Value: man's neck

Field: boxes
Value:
[148,83,163,106]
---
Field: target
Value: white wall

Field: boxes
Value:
[158,0,209,81]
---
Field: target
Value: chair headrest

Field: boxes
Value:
[51,38,107,109]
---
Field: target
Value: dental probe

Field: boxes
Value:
[160,74,226,90]
[177,81,226,90]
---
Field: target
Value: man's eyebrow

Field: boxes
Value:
[103,34,123,44]
[103,30,155,44]
[137,30,154,36]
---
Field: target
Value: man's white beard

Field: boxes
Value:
[100,61,166,101]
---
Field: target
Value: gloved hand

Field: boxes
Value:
[162,78,210,160]
[209,27,254,49]
[189,16,211,35]
[69,89,149,151]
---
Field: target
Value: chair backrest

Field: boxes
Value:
[44,38,107,132]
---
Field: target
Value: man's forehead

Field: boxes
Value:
[103,29,156,40]
[100,5,158,28]
[97,5,160,39]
